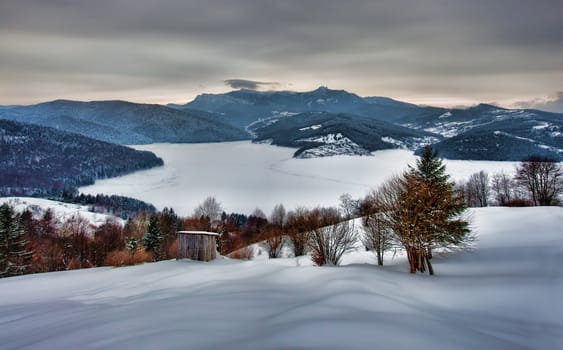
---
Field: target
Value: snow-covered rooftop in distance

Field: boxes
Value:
[177,231,220,236]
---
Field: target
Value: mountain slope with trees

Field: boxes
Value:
[176,86,443,127]
[0,100,249,144]
[0,119,164,196]
[177,87,563,160]
[251,111,441,157]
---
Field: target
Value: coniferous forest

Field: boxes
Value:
[0,119,164,196]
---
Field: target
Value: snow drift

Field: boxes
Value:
[0,207,561,349]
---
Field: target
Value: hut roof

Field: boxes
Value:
[177,231,220,237]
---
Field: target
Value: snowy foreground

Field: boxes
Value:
[1,207,562,350]
[80,141,520,215]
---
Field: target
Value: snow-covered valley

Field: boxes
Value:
[80,141,520,216]
[0,206,561,349]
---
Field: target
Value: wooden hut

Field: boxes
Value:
[177,231,219,261]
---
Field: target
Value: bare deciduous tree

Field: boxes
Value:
[261,225,285,258]
[307,208,358,266]
[59,215,93,269]
[491,171,514,206]
[270,204,287,227]
[515,156,562,206]
[286,207,312,257]
[250,207,267,220]
[339,193,359,219]
[193,196,223,224]
[262,204,287,258]
[359,190,395,266]
[464,171,490,207]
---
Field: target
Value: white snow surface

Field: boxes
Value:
[80,142,520,216]
[297,134,372,158]
[0,197,123,226]
[300,133,345,144]
[532,122,550,130]
[0,207,561,349]
[299,124,323,131]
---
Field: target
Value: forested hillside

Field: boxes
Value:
[0,119,163,196]
[251,111,440,158]
[0,100,249,144]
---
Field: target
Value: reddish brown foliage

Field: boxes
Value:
[104,249,152,267]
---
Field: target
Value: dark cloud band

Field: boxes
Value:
[224,79,279,90]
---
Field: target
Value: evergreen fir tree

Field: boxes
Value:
[126,237,139,253]
[410,145,449,186]
[143,215,162,260]
[376,145,470,275]
[0,204,32,277]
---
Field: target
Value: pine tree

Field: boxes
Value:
[410,145,449,186]
[143,215,162,261]
[0,204,32,277]
[126,237,139,253]
[376,147,470,275]
[399,174,468,274]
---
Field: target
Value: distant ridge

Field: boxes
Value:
[0,99,249,145]
[1,87,562,160]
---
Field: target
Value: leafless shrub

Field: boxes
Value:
[359,190,395,266]
[227,246,254,260]
[285,207,312,257]
[261,226,285,258]
[307,208,358,266]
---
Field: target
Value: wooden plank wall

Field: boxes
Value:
[177,234,216,261]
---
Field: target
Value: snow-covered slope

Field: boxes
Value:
[0,197,124,226]
[0,207,561,349]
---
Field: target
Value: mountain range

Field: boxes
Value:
[1,87,562,161]
[174,87,563,160]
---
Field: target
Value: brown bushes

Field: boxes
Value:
[104,249,152,267]
[227,246,254,260]
[167,239,178,259]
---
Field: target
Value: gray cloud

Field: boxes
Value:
[0,0,562,105]
[224,79,279,90]
[514,92,563,113]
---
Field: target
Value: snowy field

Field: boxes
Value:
[0,207,561,349]
[80,142,519,216]
[0,197,123,226]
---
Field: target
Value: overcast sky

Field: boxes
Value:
[0,0,562,110]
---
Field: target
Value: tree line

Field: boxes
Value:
[458,155,562,208]
[2,149,560,278]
